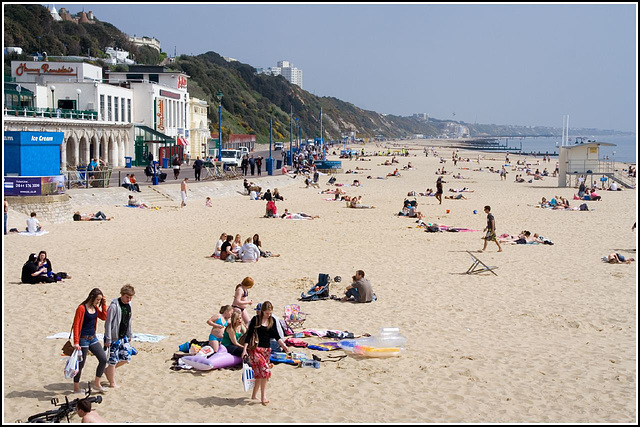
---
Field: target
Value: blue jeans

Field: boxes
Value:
[4,212,6,235]
[91,211,107,221]
[346,288,359,301]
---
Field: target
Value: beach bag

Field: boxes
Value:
[61,326,74,356]
[579,203,589,211]
[64,349,81,379]
[241,359,255,392]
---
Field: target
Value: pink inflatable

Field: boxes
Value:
[181,345,242,370]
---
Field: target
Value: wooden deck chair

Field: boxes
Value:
[465,251,498,275]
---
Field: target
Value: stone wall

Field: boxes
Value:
[6,194,73,224]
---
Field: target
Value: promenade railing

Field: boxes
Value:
[4,106,99,121]
[65,167,113,189]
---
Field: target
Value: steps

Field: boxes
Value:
[139,186,175,204]
[604,172,635,189]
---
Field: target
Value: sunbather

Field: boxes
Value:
[445,194,467,200]
[606,253,635,264]
[73,211,113,221]
[349,196,375,209]
[128,195,149,208]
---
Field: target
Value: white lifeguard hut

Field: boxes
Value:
[557,115,632,188]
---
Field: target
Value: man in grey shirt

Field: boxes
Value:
[341,270,374,303]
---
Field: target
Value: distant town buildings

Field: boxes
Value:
[50,6,96,24]
[257,60,303,89]
[128,36,161,52]
[412,113,429,121]
[223,56,238,63]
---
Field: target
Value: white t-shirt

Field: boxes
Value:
[239,243,260,262]
[610,182,618,191]
[26,217,40,233]
[122,176,131,185]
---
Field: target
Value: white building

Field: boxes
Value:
[106,65,191,160]
[104,47,135,65]
[258,60,303,88]
[189,97,209,160]
[49,5,62,21]
[7,61,134,169]
[128,36,161,52]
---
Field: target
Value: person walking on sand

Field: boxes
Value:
[480,205,502,253]
[435,176,445,205]
[72,288,108,393]
[193,156,204,181]
[104,284,135,389]
[241,301,290,406]
[180,178,188,208]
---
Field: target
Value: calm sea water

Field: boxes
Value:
[498,135,637,163]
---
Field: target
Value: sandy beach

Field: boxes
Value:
[3,139,637,423]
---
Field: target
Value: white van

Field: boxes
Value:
[274,142,284,150]
[220,149,243,166]
[238,146,250,156]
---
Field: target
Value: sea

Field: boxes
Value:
[496,134,637,164]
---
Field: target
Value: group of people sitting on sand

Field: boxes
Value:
[21,250,71,284]
[398,199,424,219]
[212,233,280,262]
[576,182,602,201]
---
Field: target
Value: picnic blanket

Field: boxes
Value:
[47,332,167,343]
[19,231,49,236]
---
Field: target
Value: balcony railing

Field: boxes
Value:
[3,106,99,121]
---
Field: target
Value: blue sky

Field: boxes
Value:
[47,3,637,132]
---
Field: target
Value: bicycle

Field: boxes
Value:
[19,383,103,423]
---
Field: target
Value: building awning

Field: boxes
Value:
[134,125,175,143]
[177,137,189,146]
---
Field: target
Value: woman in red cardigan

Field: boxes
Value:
[72,288,108,393]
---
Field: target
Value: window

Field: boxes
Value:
[149,74,159,84]
[114,97,119,121]
[121,97,125,123]
[107,96,112,121]
[127,99,131,122]
[100,95,105,120]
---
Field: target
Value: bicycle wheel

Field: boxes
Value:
[26,408,65,423]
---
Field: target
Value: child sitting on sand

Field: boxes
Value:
[205,197,212,207]
[207,305,233,352]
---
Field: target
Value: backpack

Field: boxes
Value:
[579,203,589,211]
[426,225,441,233]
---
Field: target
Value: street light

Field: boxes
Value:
[15,84,22,109]
[76,88,82,110]
[216,90,223,161]
[50,85,56,110]
[295,117,300,150]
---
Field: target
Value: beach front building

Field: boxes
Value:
[557,139,634,188]
[189,97,210,160]
[4,61,134,171]
[106,65,190,165]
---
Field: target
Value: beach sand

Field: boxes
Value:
[3,140,637,423]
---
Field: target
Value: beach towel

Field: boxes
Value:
[19,231,49,236]
[307,342,342,351]
[47,332,167,343]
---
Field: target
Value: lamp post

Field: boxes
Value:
[76,88,82,110]
[216,90,223,161]
[289,106,293,166]
[50,85,56,110]
[16,84,22,110]
[268,113,273,175]
[295,117,300,150]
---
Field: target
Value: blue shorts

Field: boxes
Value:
[209,334,223,342]
[108,337,132,366]
[79,336,99,348]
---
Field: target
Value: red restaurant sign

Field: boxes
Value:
[15,63,77,76]
[177,75,187,89]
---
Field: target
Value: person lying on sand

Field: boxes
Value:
[448,187,474,193]
[73,211,114,221]
[280,208,319,220]
[606,253,635,264]
[445,194,467,200]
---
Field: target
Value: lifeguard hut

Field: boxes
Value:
[557,116,633,188]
